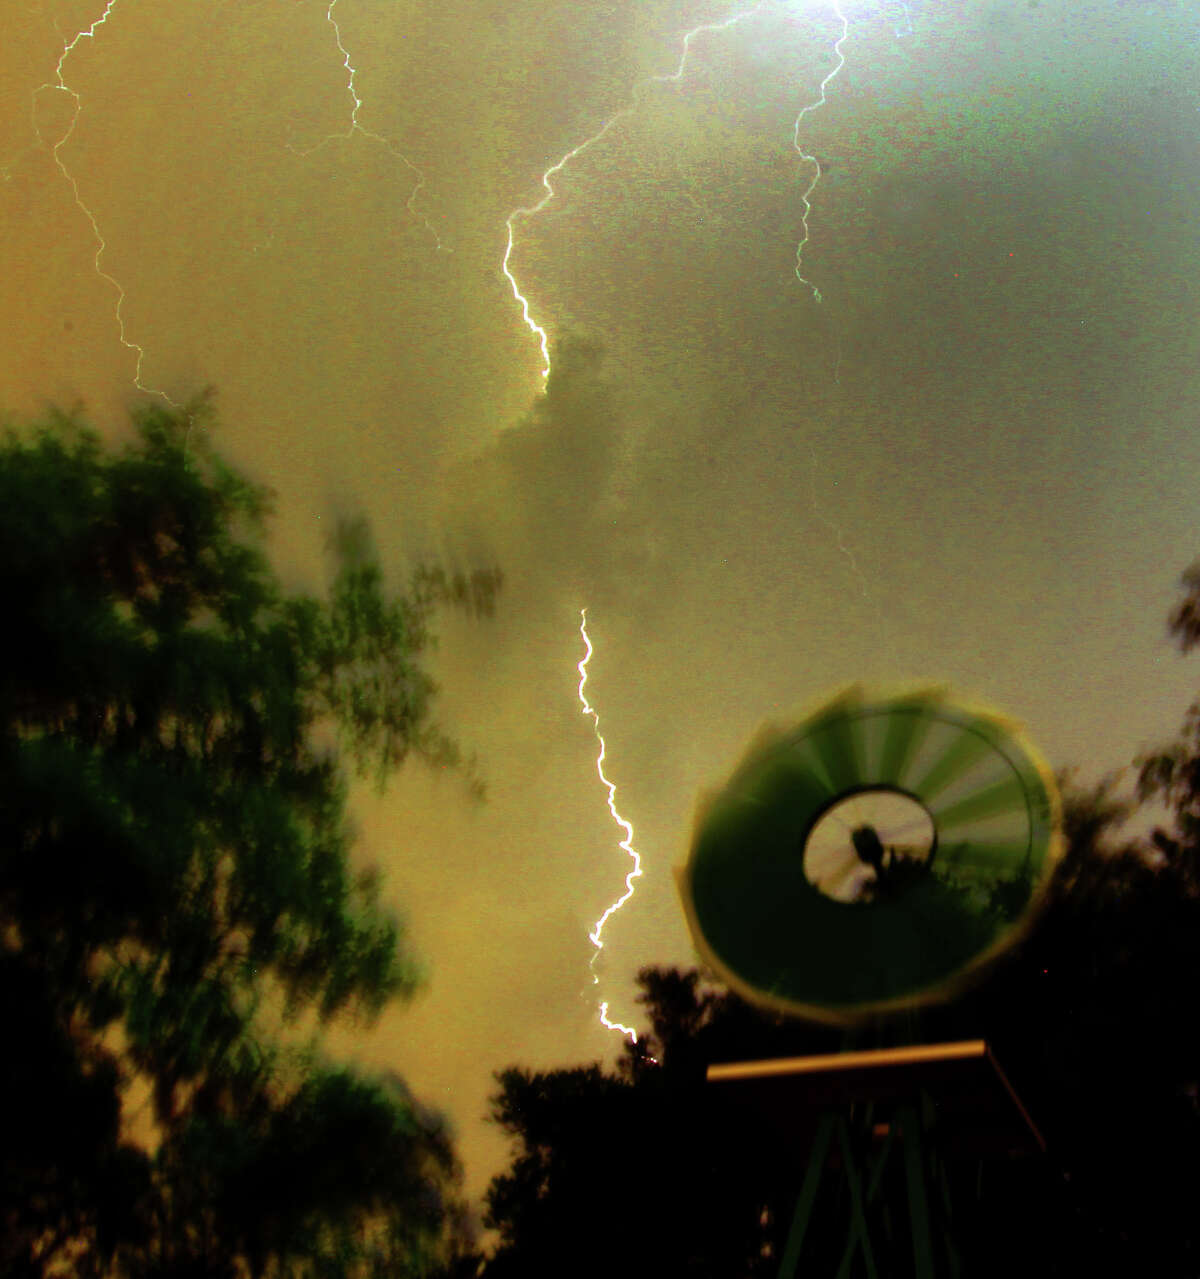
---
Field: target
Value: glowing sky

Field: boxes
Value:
[4,0,1200,1206]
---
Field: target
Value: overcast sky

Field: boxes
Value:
[4,0,1200,1206]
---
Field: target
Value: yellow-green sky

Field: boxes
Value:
[4,0,1200,1206]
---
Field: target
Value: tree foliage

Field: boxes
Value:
[0,400,497,1276]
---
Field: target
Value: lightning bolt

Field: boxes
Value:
[808,441,870,601]
[31,0,445,405]
[504,3,769,383]
[34,1,174,403]
[791,2,850,303]
[293,0,447,252]
[577,609,643,1045]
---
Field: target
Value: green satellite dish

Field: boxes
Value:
[677,685,1062,1023]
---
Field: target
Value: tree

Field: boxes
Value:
[0,398,498,1276]
[1136,556,1200,890]
[482,966,849,1278]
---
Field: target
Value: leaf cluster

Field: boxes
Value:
[0,400,493,1276]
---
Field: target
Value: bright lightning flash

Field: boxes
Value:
[503,4,769,383]
[34,1,172,402]
[577,609,643,1045]
[503,1,857,380]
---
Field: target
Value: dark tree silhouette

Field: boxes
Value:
[0,399,498,1277]
[1136,555,1200,892]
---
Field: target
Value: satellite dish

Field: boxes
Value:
[677,685,1062,1024]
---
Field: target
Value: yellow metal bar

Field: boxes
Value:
[709,1040,987,1082]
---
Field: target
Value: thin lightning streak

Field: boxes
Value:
[504,4,768,383]
[795,5,910,664]
[808,444,870,601]
[292,0,447,252]
[791,2,850,303]
[577,609,643,1045]
[34,2,175,403]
